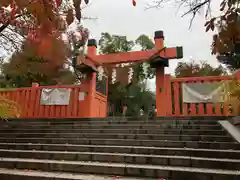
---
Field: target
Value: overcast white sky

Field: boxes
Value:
[83,0,221,90]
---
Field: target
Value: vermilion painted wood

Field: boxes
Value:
[20,90,27,117]
[190,103,196,116]
[34,90,41,118]
[25,90,31,117]
[95,92,108,117]
[156,66,166,116]
[61,105,66,117]
[170,75,234,116]
[0,83,107,118]
[164,75,172,116]
[183,103,188,116]
[29,88,36,117]
[198,103,205,115]
[206,103,213,116]
[49,102,54,118]
[66,88,73,117]
[173,82,180,116]
[72,88,78,116]
[88,48,178,65]
[215,103,222,116]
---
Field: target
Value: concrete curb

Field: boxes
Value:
[219,121,240,143]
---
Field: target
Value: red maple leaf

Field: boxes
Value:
[55,0,62,7]
[10,1,16,20]
[132,0,136,6]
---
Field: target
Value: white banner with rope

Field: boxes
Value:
[40,88,71,105]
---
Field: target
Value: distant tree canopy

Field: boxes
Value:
[0,40,77,88]
[175,61,227,78]
[98,32,156,116]
[99,32,156,83]
[99,33,135,54]
[135,34,155,50]
[213,16,240,70]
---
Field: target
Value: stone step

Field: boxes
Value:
[1,124,223,130]
[0,133,232,142]
[1,143,239,159]
[0,158,238,179]
[2,123,222,127]
[0,138,239,149]
[0,168,150,180]
[0,128,227,135]
[0,149,239,170]
[5,119,220,125]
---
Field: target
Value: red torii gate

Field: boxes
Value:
[81,30,183,116]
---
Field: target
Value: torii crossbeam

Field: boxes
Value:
[87,31,182,65]
[81,30,183,117]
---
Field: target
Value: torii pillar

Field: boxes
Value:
[150,31,183,116]
[155,31,166,116]
[85,30,183,117]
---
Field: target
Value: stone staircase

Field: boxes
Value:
[0,118,239,180]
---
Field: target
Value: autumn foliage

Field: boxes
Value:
[0,0,90,55]
[204,0,240,56]
[0,95,21,119]
[1,0,62,36]
[224,79,240,115]
[0,0,92,83]
[6,39,67,75]
[175,61,227,78]
[0,0,90,32]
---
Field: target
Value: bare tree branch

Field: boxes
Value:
[81,16,98,21]
[145,0,170,10]
[146,0,212,27]
[0,28,23,53]
[0,24,8,33]
[0,14,24,33]
[181,0,210,17]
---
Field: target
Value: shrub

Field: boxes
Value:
[0,95,21,120]
[223,78,240,115]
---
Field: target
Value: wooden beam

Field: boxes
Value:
[84,59,98,71]
[162,47,183,59]
[91,50,154,64]
[88,47,183,64]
